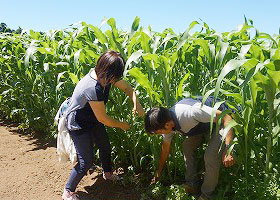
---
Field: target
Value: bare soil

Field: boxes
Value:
[0,121,141,200]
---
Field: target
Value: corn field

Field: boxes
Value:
[0,17,279,199]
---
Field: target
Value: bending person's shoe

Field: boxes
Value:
[184,182,201,198]
[197,193,211,200]
[184,179,203,197]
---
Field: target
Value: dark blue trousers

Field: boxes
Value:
[65,123,111,192]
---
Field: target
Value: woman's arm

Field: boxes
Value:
[89,101,130,131]
[114,80,145,117]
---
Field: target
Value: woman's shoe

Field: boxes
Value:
[103,172,122,181]
[62,189,80,200]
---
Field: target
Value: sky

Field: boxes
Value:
[1,0,280,35]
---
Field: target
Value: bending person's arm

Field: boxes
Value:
[89,101,130,131]
[153,140,171,183]
[214,110,235,167]
[214,110,234,146]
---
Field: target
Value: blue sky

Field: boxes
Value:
[1,0,280,35]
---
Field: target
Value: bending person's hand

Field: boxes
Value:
[151,170,161,184]
[222,152,236,167]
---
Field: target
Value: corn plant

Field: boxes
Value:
[0,17,279,199]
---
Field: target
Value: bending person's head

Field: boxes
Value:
[95,50,125,85]
[145,107,174,135]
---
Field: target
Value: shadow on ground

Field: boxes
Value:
[76,174,141,200]
[0,119,56,151]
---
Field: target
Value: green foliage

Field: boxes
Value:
[140,183,195,200]
[0,22,22,34]
[0,18,280,199]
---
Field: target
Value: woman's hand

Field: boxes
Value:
[119,122,130,131]
[114,80,145,117]
[133,103,145,117]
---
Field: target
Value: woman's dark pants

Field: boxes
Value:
[65,123,111,192]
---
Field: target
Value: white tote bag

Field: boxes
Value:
[57,116,77,164]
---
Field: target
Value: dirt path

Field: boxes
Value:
[0,121,140,200]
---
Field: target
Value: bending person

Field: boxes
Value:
[145,96,236,200]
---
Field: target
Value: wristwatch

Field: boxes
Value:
[225,144,230,151]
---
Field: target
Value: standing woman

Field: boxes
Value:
[62,50,145,200]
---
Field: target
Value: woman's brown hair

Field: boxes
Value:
[95,50,125,85]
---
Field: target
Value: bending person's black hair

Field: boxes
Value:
[145,107,172,134]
